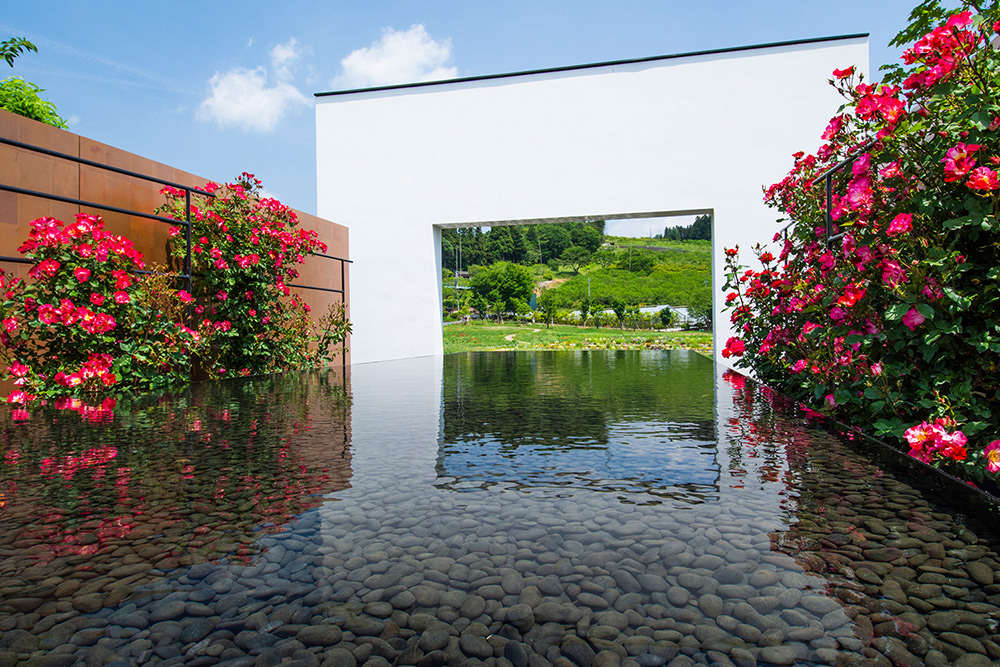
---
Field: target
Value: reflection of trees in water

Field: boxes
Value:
[438,350,719,500]
[0,370,352,605]
[443,350,714,443]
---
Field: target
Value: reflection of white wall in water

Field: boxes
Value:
[316,36,869,365]
[345,355,444,486]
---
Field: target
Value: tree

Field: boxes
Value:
[591,248,618,268]
[570,224,603,253]
[579,298,591,327]
[1,37,36,68]
[486,226,528,263]
[658,307,677,329]
[689,214,712,240]
[687,290,712,330]
[610,299,628,328]
[0,36,67,129]
[560,245,591,274]
[537,225,572,260]
[537,289,558,327]
[469,261,534,320]
[618,249,656,275]
[664,213,712,241]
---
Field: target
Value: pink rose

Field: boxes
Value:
[902,307,925,331]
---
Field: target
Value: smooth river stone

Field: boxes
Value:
[666,587,690,607]
[459,633,493,659]
[418,628,451,652]
[504,604,535,632]
[965,561,995,586]
[697,594,724,619]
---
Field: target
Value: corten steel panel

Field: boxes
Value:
[79,137,204,268]
[292,209,351,364]
[1,109,350,346]
[1,111,80,262]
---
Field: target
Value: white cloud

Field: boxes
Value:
[197,39,308,133]
[198,66,307,133]
[333,25,457,89]
[270,38,301,81]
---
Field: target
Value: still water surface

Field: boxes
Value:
[0,351,998,666]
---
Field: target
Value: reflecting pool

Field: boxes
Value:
[0,350,998,666]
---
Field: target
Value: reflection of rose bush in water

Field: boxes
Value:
[0,371,351,602]
[722,369,1000,656]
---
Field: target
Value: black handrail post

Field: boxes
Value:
[184,189,193,296]
[341,257,347,373]
[825,174,834,250]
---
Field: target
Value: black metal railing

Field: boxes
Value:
[0,135,350,369]
[778,141,875,250]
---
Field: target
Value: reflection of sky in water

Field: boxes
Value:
[437,420,719,497]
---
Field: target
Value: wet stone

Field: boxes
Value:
[297,625,342,646]
[505,604,535,632]
[418,629,451,652]
[561,635,596,667]
[697,594,724,618]
[459,633,492,658]
[666,587,690,607]
[966,561,994,586]
[758,645,797,665]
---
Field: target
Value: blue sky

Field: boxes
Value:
[3,1,918,219]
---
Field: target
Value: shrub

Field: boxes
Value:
[723,4,1000,485]
[157,173,349,378]
[0,77,67,128]
[0,214,202,402]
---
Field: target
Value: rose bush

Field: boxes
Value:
[158,172,349,378]
[723,2,1000,486]
[0,173,350,413]
[0,213,203,404]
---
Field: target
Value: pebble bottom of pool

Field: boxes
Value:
[0,350,999,666]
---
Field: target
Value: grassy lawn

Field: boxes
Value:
[443,321,712,355]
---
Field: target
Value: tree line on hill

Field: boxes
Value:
[442,218,712,329]
[441,221,605,272]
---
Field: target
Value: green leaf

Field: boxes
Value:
[885,303,910,321]
[943,216,971,230]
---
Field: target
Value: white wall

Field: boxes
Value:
[316,37,869,365]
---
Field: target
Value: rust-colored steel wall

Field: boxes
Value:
[0,109,350,365]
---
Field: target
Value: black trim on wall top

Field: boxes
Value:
[315,33,869,98]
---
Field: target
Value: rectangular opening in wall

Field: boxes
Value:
[439,211,713,355]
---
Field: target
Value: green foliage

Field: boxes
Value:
[617,249,657,275]
[0,77,67,128]
[570,223,603,253]
[560,245,591,273]
[441,221,605,271]
[158,173,350,378]
[469,261,534,320]
[724,3,1000,485]
[1,36,36,67]
[578,298,591,326]
[536,288,558,327]
[664,213,712,241]
[591,248,618,268]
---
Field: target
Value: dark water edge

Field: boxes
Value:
[0,350,997,666]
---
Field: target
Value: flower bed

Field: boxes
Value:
[0,173,349,418]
